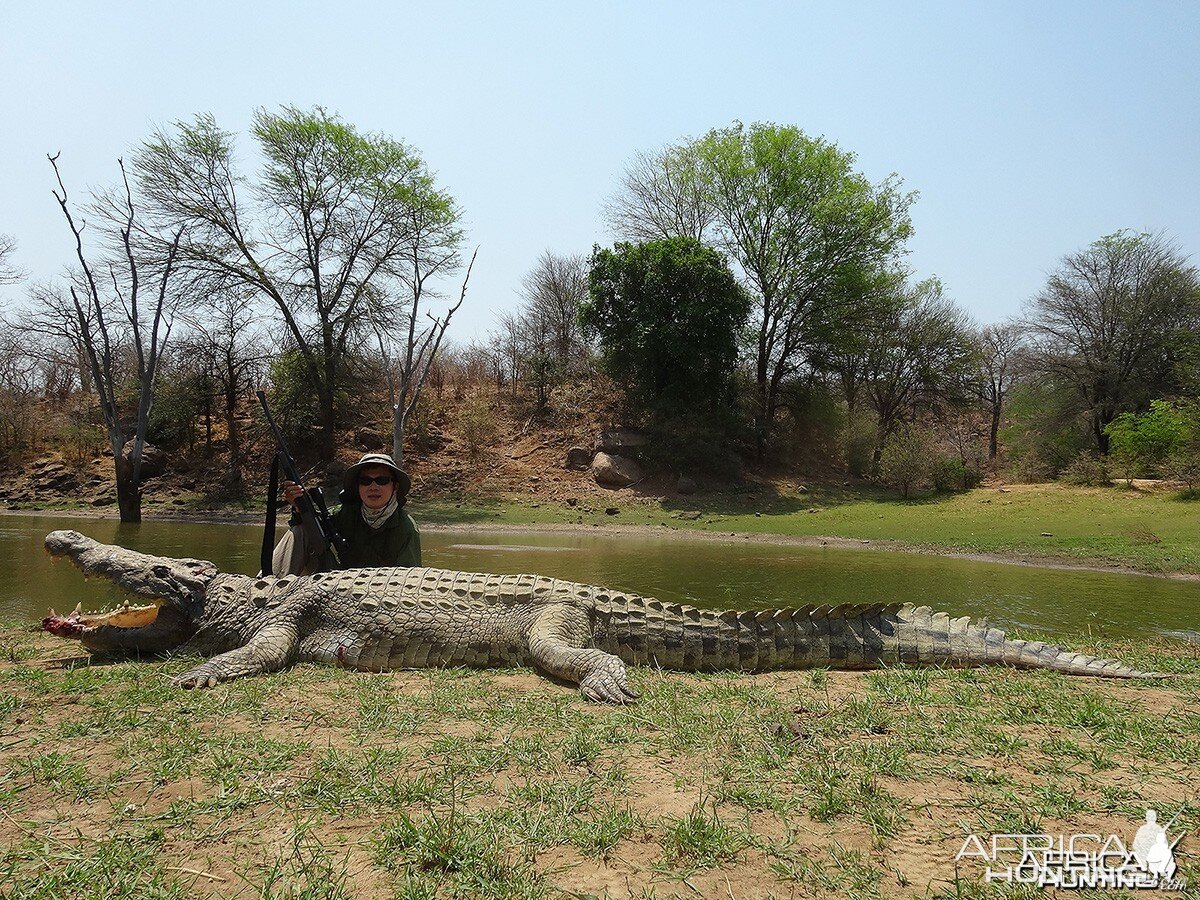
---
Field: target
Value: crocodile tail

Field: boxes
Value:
[589,597,1163,678]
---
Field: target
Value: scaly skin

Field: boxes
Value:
[40,530,1162,703]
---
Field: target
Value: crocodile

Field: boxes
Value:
[39,529,1161,702]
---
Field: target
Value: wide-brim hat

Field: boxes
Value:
[343,453,411,499]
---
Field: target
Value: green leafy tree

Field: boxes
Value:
[581,238,749,424]
[607,122,915,453]
[133,107,464,460]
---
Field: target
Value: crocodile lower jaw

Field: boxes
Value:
[42,601,162,635]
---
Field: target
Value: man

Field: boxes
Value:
[273,453,421,574]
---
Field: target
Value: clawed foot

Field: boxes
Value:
[172,666,226,689]
[580,662,639,704]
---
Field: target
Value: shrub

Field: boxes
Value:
[1060,452,1110,487]
[843,409,879,479]
[454,393,498,460]
[1006,450,1053,484]
[1165,442,1200,491]
[1105,400,1194,478]
[582,238,749,426]
[930,455,968,492]
[877,430,931,498]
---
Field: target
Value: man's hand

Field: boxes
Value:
[281,481,305,509]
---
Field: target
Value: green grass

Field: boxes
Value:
[1,625,1197,898]
[418,482,1200,574]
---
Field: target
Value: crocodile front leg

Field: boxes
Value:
[528,604,638,704]
[173,623,299,688]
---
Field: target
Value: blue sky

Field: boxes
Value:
[1,1,1196,341]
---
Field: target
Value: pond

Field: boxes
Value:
[1,513,1196,642]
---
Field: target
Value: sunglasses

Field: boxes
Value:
[357,475,396,487]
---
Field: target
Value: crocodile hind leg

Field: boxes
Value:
[173,623,299,688]
[528,603,638,704]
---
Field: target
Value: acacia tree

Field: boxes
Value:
[132,107,465,461]
[48,155,183,522]
[1024,231,1200,454]
[607,122,915,453]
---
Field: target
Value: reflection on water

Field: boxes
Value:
[448,544,581,553]
[2,512,1196,641]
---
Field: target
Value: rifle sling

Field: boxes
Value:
[261,455,281,576]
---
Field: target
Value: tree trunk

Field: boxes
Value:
[113,448,142,523]
[989,401,1001,462]
[318,388,337,462]
[1093,410,1111,455]
[224,381,243,495]
[392,407,407,467]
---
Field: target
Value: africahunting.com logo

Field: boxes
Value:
[956,809,1188,890]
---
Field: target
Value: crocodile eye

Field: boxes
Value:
[152,565,169,578]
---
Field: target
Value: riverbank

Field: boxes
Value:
[1,625,1196,898]
[9,481,1200,578]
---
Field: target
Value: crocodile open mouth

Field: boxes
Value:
[42,601,162,636]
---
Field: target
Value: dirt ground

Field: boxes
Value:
[2,623,1197,898]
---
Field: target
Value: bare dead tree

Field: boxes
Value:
[18,282,97,394]
[49,153,183,522]
[1023,231,1200,454]
[0,234,23,286]
[0,319,43,451]
[366,248,476,465]
[603,148,712,243]
[179,284,270,491]
[521,250,590,376]
[975,320,1026,463]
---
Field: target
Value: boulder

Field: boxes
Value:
[325,460,349,493]
[33,463,79,493]
[122,442,167,478]
[566,447,594,470]
[591,452,643,488]
[355,427,387,451]
[594,429,650,459]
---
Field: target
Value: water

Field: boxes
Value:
[2,513,1197,640]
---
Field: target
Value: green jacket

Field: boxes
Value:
[294,502,421,571]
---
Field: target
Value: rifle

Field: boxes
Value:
[257,390,347,574]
